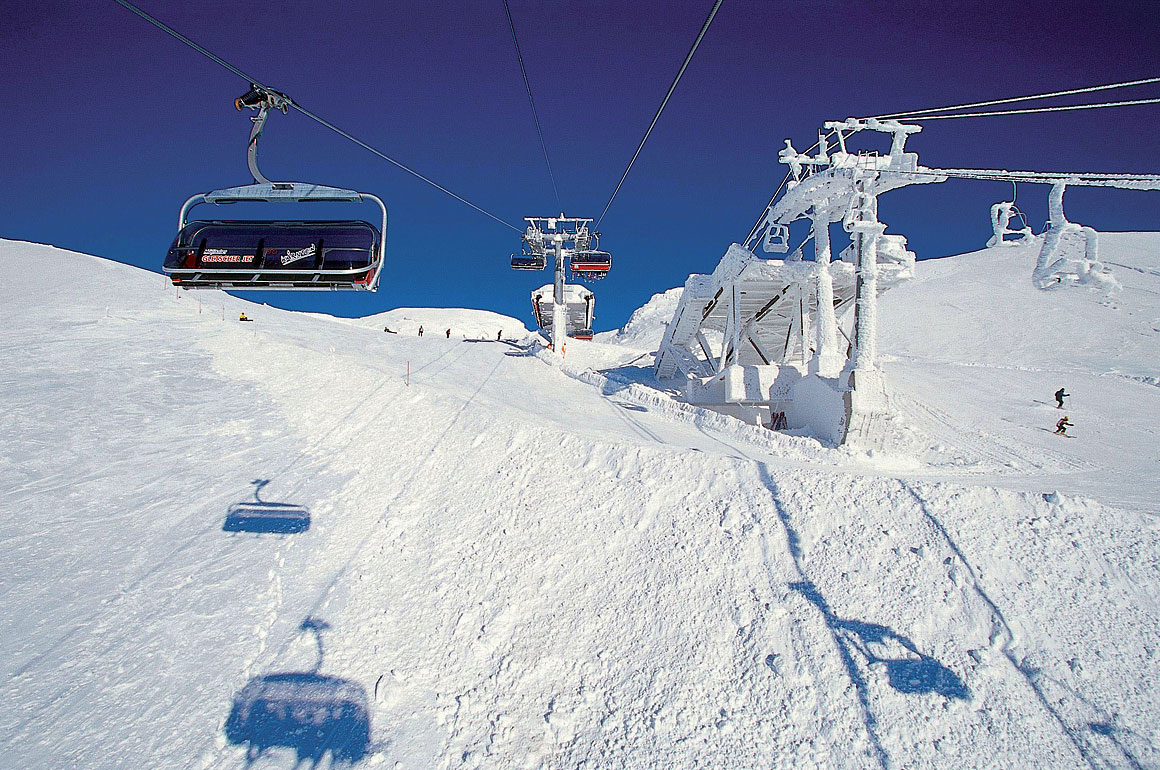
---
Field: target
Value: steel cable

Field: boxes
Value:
[595,0,724,229]
[869,75,1160,120]
[113,0,521,232]
[503,0,562,210]
[886,96,1160,121]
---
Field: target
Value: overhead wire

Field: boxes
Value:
[112,0,521,233]
[744,170,791,248]
[289,103,521,231]
[869,75,1160,120]
[886,96,1160,121]
[502,0,562,210]
[595,0,724,229]
[749,81,1160,242]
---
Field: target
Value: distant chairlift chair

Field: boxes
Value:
[763,223,790,254]
[510,252,547,270]
[570,250,612,280]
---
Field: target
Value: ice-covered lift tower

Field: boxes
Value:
[511,215,610,350]
[657,117,1160,447]
[657,119,940,446]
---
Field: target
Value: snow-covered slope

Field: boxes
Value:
[348,307,530,340]
[881,234,1158,376]
[2,237,1158,769]
[594,287,682,350]
[879,233,1160,513]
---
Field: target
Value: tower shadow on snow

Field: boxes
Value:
[757,464,970,769]
[223,479,310,534]
[225,617,371,766]
[790,581,970,700]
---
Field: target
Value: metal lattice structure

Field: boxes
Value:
[510,215,609,349]
[659,117,1160,446]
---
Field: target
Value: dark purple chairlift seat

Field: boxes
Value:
[163,182,387,291]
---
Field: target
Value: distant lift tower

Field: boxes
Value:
[511,215,611,351]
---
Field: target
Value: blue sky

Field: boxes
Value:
[2,0,1158,330]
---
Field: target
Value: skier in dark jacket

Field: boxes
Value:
[1054,388,1069,408]
[446,328,451,338]
[1054,416,1073,435]
[418,325,424,337]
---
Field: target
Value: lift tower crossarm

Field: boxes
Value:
[927,168,1160,190]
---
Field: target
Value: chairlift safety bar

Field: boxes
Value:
[175,182,388,291]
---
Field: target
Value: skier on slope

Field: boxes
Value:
[446,328,451,338]
[1055,388,1069,408]
[1054,416,1073,435]
[418,325,424,337]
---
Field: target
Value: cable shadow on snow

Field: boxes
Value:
[498,339,539,355]
[614,401,648,412]
[902,483,1142,770]
[756,464,970,770]
[223,479,310,535]
[225,617,372,767]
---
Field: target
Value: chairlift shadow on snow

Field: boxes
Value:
[223,479,310,535]
[790,581,970,701]
[614,401,648,412]
[498,339,540,356]
[225,617,372,766]
[598,363,657,394]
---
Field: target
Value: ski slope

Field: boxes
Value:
[1,236,1158,769]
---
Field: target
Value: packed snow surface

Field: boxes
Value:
[594,287,683,350]
[1,234,1158,769]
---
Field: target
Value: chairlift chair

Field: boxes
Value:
[163,85,387,291]
[763,223,790,254]
[570,250,612,279]
[510,252,546,270]
[570,329,594,341]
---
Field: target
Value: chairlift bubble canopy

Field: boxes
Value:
[164,182,387,291]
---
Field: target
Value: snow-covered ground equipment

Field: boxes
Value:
[163,85,387,291]
[531,283,594,340]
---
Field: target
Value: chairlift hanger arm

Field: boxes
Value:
[235,84,291,185]
[113,0,522,232]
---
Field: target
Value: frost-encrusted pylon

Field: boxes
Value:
[1033,183,1119,293]
[987,201,1035,248]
